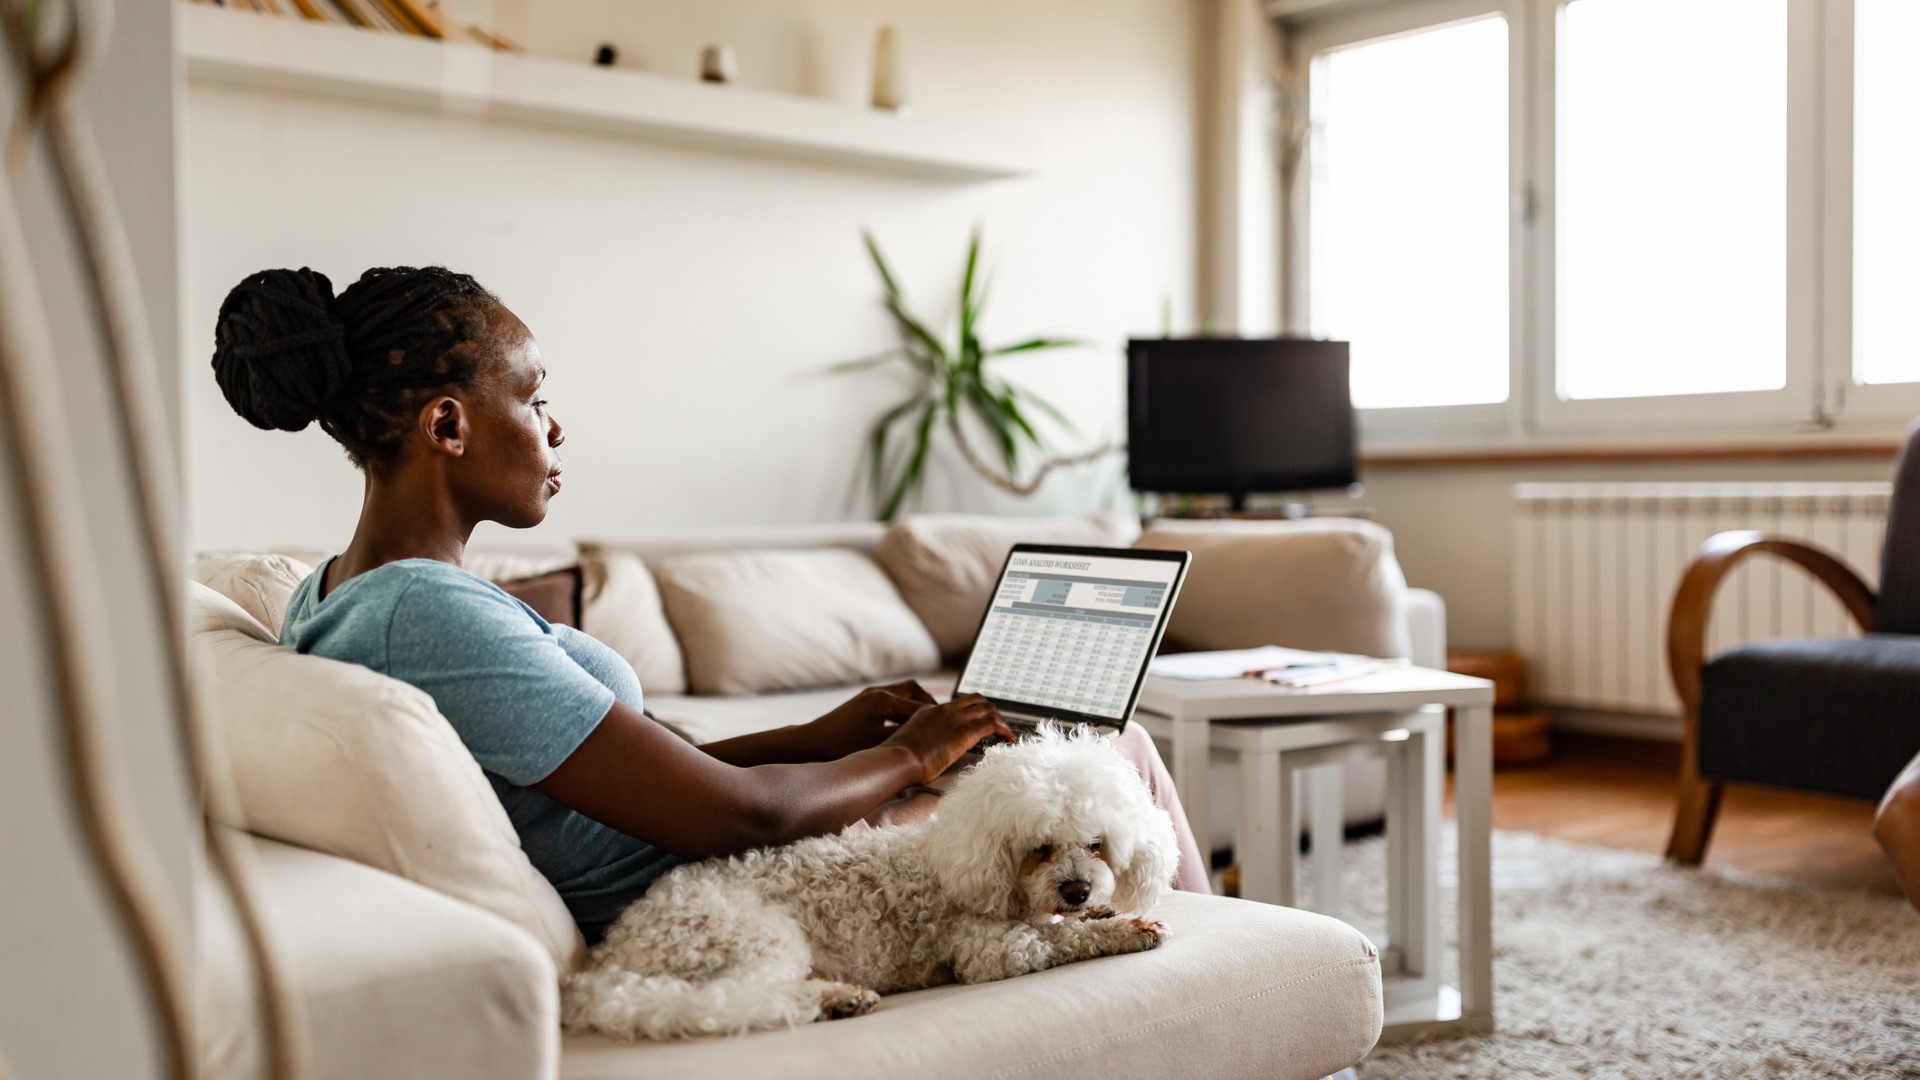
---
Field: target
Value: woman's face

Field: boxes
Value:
[451,303,565,530]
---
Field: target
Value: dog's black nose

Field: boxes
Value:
[1059,879,1091,906]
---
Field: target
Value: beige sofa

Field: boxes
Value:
[192,512,1440,1080]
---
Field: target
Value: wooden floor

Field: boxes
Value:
[1445,734,1905,897]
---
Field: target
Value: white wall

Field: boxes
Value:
[183,0,1203,552]
[0,0,195,1075]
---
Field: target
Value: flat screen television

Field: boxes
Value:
[1127,338,1355,507]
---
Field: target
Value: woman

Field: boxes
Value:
[212,265,1207,944]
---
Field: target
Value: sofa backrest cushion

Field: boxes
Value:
[187,580,587,973]
[652,548,940,695]
[1877,419,1920,635]
[577,550,688,694]
[1134,518,1412,659]
[191,552,316,636]
[877,511,1143,659]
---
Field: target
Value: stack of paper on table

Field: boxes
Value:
[1148,645,1395,687]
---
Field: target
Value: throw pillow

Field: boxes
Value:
[187,581,587,973]
[652,548,940,695]
[191,552,316,637]
[577,550,688,695]
[496,567,582,628]
[877,510,1143,658]
[1133,518,1412,659]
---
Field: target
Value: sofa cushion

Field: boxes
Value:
[191,552,316,636]
[1699,634,1920,801]
[653,548,940,695]
[557,891,1381,1080]
[1134,519,1412,660]
[498,567,584,628]
[200,832,560,1080]
[187,580,587,972]
[578,550,687,695]
[877,511,1142,658]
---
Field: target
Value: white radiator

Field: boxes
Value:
[1511,482,1891,718]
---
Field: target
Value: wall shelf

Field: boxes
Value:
[175,4,1037,182]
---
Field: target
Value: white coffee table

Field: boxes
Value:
[1132,664,1495,1041]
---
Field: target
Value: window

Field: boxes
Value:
[1284,0,1912,445]
[1307,16,1510,410]
[1853,0,1920,387]
[1558,0,1787,401]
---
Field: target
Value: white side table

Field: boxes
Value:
[1132,665,1496,1041]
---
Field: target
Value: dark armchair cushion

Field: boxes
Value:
[1699,635,1920,801]
[1877,419,1920,635]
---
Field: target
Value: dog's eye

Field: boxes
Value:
[1089,839,1102,854]
[1033,844,1053,861]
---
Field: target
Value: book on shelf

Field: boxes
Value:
[190,0,528,53]
[284,0,342,22]
[372,0,445,38]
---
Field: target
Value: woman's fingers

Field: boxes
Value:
[873,678,938,706]
[868,688,932,724]
[947,694,1015,743]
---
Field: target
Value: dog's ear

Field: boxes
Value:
[923,782,1022,920]
[1108,806,1179,916]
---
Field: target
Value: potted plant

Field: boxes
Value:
[838,229,1119,519]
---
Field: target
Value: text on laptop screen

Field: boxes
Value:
[955,552,1182,720]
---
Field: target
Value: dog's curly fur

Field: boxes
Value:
[561,724,1179,1040]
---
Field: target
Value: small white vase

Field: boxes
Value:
[871,26,908,113]
[701,44,736,84]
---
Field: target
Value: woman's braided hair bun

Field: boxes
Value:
[212,267,352,432]
[210,265,496,473]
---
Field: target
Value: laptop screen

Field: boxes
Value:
[953,544,1189,729]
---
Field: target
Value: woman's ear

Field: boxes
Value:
[419,395,467,458]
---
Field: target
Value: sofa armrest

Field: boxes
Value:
[1404,588,1446,670]
[1136,519,1414,659]
[200,831,560,1080]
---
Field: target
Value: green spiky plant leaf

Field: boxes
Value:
[845,229,1086,520]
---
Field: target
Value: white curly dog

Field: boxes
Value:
[562,724,1179,1040]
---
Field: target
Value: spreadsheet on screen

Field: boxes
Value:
[955,552,1179,720]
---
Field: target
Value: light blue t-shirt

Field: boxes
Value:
[280,556,679,942]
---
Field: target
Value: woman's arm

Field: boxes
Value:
[533,693,1011,861]
[697,680,940,767]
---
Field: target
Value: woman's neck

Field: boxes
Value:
[333,470,472,582]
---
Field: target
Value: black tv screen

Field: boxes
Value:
[1127,338,1355,498]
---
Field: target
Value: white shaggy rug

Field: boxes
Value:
[1320,829,1920,1078]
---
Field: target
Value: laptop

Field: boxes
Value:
[949,543,1191,741]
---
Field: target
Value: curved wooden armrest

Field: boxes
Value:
[1667,530,1877,714]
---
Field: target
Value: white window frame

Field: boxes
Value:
[1280,0,1920,450]
[1823,0,1920,424]
[1291,0,1530,451]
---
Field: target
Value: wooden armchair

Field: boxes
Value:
[1666,420,1920,869]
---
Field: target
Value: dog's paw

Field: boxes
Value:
[1082,906,1118,920]
[816,982,881,1021]
[1114,917,1166,952]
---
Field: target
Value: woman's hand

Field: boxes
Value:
[802,680,941,761]
[882,694,1016,784]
